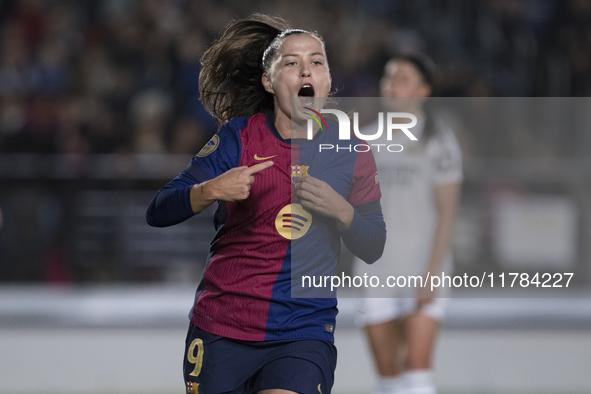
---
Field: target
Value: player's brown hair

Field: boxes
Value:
[199,14,324,126]
[388,52,438,143]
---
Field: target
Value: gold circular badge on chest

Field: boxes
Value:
[275,203,313,240]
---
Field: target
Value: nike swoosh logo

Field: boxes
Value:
[318,383,322,394]
[254,154,277,160]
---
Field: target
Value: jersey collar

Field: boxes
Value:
[265,112,323,145]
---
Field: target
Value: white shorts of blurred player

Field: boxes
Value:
[356,297,449,326]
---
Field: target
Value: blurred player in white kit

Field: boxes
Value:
[353,53,463,394]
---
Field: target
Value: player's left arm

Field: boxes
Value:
[418,182,461,304]
[294,176,355,231]
[339,199,386,265]
[426,182,461,274]
[295,175,385,264]
[342,146,386,264]
[419,128,463,305]
[295,146,386,264]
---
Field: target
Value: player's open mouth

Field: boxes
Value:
[298,84,315,107]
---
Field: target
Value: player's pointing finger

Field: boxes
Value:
[247,161,274,174]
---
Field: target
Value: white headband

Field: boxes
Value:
[262,29,310,69]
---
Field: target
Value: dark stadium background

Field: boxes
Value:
[0,1,590,393]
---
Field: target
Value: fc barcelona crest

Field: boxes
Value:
[186,381,199,393]
[291,165,309,184]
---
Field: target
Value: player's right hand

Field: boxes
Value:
[205,161,273,202]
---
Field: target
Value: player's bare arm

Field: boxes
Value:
[295,175,355,231]
[417,182,460,306]
[190,161,274,213]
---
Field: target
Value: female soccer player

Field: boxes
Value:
[147,15,385,394]
[354,54,462,394]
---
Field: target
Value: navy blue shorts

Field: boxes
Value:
[183,323,337,394]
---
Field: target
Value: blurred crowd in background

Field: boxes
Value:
[0,0,590,157]
[1,0,591,284]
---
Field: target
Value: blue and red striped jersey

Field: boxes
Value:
[148,112,384,342]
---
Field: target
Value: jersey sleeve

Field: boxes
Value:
[146,119,243,227]
[430,127,463,186]
[340,199,386,264]
[340,145,386,264]
[183,118,244,183]
[348,147,382,205]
